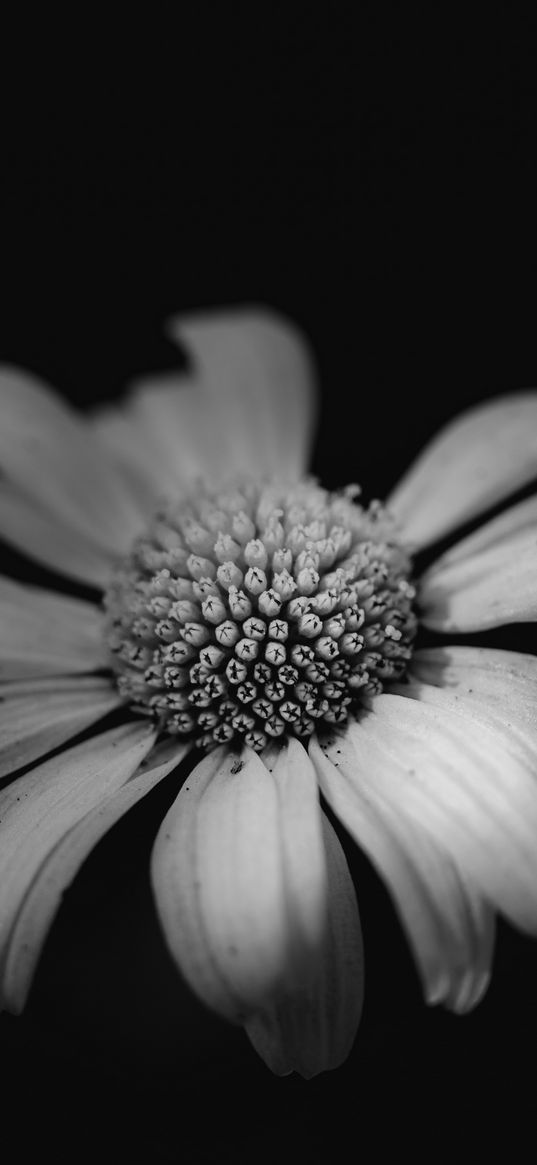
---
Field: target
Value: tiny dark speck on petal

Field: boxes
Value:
[231,760,244,774]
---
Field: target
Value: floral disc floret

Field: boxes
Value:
[104,478,418,751]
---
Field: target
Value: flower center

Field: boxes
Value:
[103,478,417,752]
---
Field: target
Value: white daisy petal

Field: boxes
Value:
[151,742,325,1019]
[1,736,189,1013]
[345,694,537,934]
[410,645,537,733]
[245,812,364,1078]
[0,721,157,995]
[0,578,106,679]
[0,675,122,778]
[419,525,537,631]
[123,373,221,494]
[129,308,318,491]
[392,676,537,795]
[90,405,168,516]
[0,485,115,587]
[429,494,537,568]
[151,739,360,1076]
[0,366,145,556]
[174,310,318,480]
[387,393,537,550]
[310,732,494,1013]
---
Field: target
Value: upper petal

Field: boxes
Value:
[121,308,318,495]
[150,739,362,1077]
[387,393,537,551]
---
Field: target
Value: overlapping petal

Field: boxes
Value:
[0,675,123,778]
[410,645,537,734]
[0,367,146,563]
[0,577,106,679]
[151,739,363,1077]
[310,731,495,1013]
[91,405,170,516]
[0,486,116,587]
[0,721,157,1006]
[428,494,537,567]
[387,393,537,550]
[337,694,537,935]
[419,524,537,631]
[245,814,363,1077]
[1,736,189,1013]
[103,309,318,498]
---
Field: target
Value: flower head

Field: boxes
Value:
[104,477,417,750]
[1,308,537,1077]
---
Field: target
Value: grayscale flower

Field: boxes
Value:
[1,309,537,1077]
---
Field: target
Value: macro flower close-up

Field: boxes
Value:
[1,307,537,1079]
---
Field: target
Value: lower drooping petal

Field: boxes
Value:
[1,736,189,1013]
[245,813,363,1077]
[310,729,496,1013]
[0,721,157,1003]
[330,695,537,934]
[150,739,363,1077]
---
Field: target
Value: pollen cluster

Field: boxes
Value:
[104,479,417,752]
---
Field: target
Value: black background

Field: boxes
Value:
[2,9,537,1160]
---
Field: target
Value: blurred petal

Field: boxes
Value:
[245,813,363,1077]
[310,731,494,1013]
[0,721,157,998]
[127,308,318,492]
[91,405,169,516]
[0,577,107,679]
[419,525,537,631]
[0,675,122,778]
[1,736,189,1013]
[0,486,115,587]
[387,393,537,550]
[0,367,146,556]
[151,739,361,1075]
[339,694,537,934]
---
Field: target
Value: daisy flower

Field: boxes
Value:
[1,308,537,1079]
